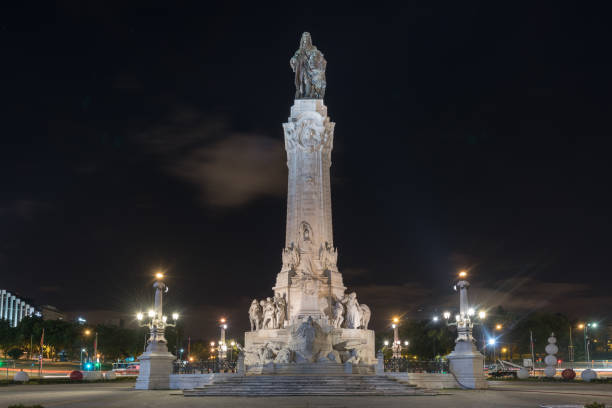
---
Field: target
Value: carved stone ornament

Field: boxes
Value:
[284,114,334,153]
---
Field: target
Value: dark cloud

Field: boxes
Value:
[0,199,48,219]
[137,110,285,207]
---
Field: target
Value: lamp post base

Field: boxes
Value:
[135,350,175,390]
[447,341,488,389]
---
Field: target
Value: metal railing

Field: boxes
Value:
[173,360,237,374]
[384,358,449,373]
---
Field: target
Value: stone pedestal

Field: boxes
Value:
[447,340,487,389]
[135,347,175,390]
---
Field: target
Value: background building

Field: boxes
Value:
[0,289,39,327]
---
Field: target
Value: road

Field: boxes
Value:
[1,380,612,408]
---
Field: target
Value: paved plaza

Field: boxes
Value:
[1,381,612,408]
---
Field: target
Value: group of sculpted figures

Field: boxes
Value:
[331,292,371,330]
[281,241,338,274]
[244,317,368,367]
[248,291,370,331]
[249,294,287,331]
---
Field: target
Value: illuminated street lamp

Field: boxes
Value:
[446,270,487,388]
[391,317,402,358]
[136,272,179,353]
[495,324,503,331]
[580,322,599,366]
[218,318,228,361]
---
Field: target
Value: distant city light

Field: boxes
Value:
[155,271,164,280]
[404,341,409,346]
[495,324,502,330]
[432,316,439,322]
[467,308,475,316]
[488,338,496,345]
[391,323,396,329]
[136,312,143,321]
[383,340,389,346]
[172,313,179,320]
[478,311,486,319]
[392,317,399,324]
[148,310,155,318]
[458,271,467,278]
[443,311,451,320]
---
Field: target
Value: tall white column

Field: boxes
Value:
[9,296,15,326]
[3,292,9,320]
[19,302,24,323]
[274,99,346,323]
[14,299,21,327]
[0,290,4,320]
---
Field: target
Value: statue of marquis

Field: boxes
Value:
[290,32,327,99]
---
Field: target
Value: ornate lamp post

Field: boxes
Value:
[136,273,179,352]
[218,318,228,361]
[446,270,488,389]
[135,271,180,390]
[391,317,401,358]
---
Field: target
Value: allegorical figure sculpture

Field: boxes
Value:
[331,296,345,328]
[342,292,362,329]
[360,304,371,329]
[290,32,327,99]
[274,293,287,329]
[261,298,277,329]
[249,299,262,331]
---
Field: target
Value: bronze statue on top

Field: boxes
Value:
[290,32,327,99]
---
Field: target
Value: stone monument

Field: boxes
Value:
[243,32,375,373]
[543,333,558,378]
[135,273,179,390]
[447,272,488,389]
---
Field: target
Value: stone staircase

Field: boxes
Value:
[183,374,430,396]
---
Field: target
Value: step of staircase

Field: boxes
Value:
[183,375,430,396]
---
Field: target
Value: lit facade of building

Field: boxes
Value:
[0,289,38,327]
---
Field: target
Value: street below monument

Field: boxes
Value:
[1,381,612,408]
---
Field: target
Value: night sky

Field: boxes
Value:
[2,3,611,341]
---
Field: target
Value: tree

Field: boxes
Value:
[7,347,24,360]
[0,319,18,357]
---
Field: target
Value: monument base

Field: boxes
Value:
[135,350,175,390]
[244,325,375,371]
[447,341,488,389]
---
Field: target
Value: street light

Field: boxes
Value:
[136,273,179,356]
[581,322,598,366]
[495,324,502,331]
[80,348,86,369]
[478,311,486,319]
[383,340,389,346]
[432,316,439,322]
[443,311,451,320]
